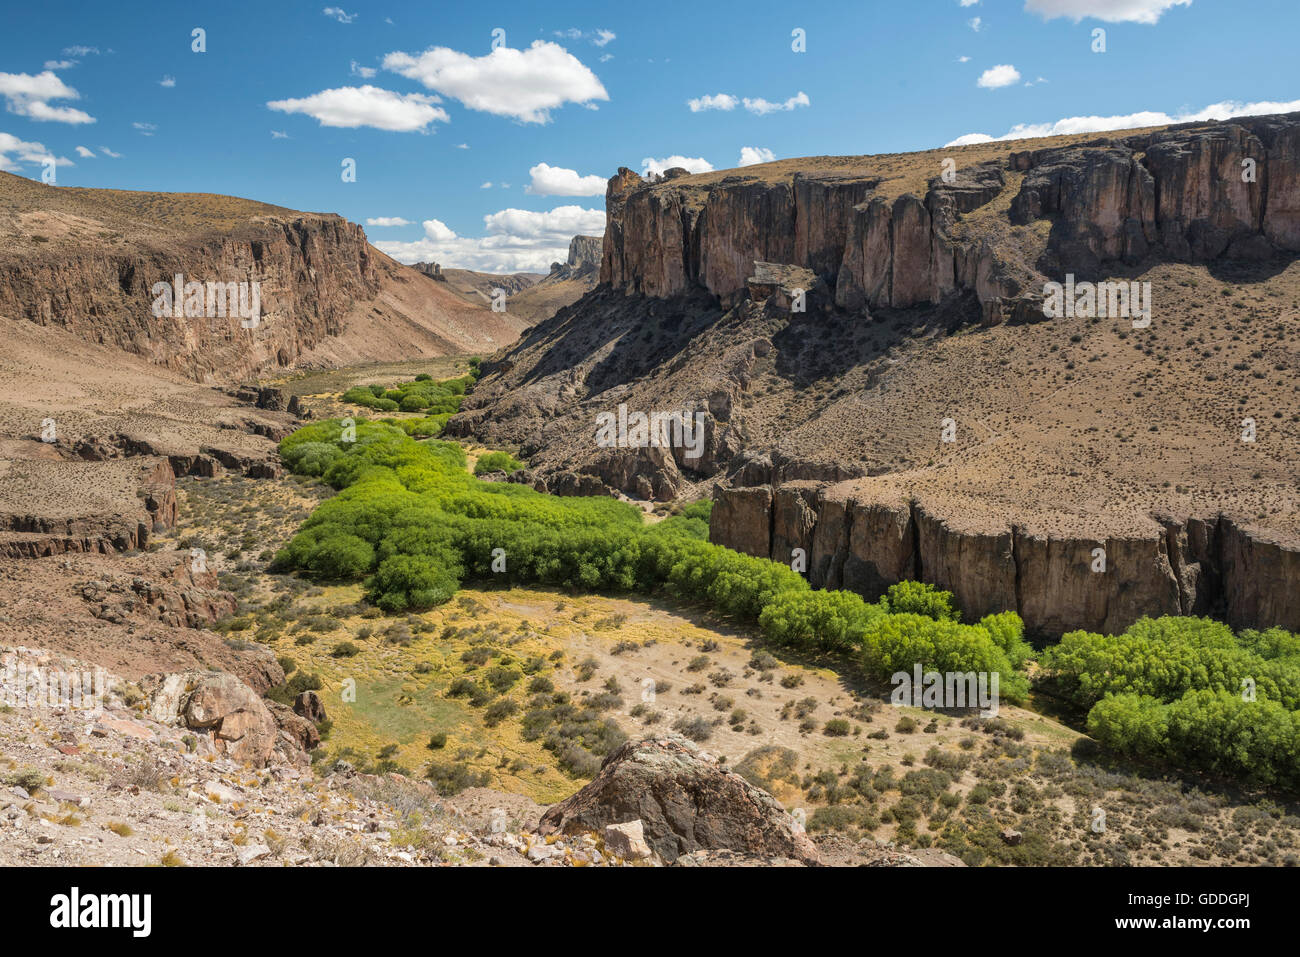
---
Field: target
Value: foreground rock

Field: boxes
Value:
[146,671,291,767]
[539,734,821,864]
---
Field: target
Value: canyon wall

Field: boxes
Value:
[711,474,1300,637]
[600,113,1300,322]
[0,215,382,383]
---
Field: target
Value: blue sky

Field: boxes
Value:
[2,0,1297,272]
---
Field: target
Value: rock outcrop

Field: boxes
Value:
[538,734,820,864]
[146,670,298,767]
[0,171,523,385]
[711,478,1300,637]
[599,114,1300,318]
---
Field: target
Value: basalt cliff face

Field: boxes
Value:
[0,172,524,384]
[452,114,1300,635]
[601,114,1300,317]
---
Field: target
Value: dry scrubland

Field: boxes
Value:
[162,366,1300,866]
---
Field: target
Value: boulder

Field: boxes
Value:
[148,671,279,767]
[539,734,820,865]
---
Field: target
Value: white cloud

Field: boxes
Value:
[742,91,810,115]
[969,16,983,30]
[159,75,175,88]
[599,54,613,63]
[455,142,469,149]
[1024,0,1192,24]
[944,96,1300,147]
[271,130,289,139]
[738,146,776,167]
[373,205,606,273]
[526,162,606,196]
[957,55,971,63]
[267,85,449,132]
[553,28,616,46]
[62,46,99,57]
[99,146,121,157]
[44,60,76,70]
[350,60,376,79]
[960,0,980,5]
[480,182,493,189]
[366,216,410,226]
[383,41,608,124]
[0,71,94,124]
[977,64,1021,88]
[0,132,70,172]
[323,7,358,23]
[133,121,156,135]
[641,155,713,177]
[688,93,737,112]
[74,144,94,157]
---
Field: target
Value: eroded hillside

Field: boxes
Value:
[450,113,1300,635]
[0,172,528,384]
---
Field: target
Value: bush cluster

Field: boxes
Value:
[1043,617,1300,788]
[274,397,1035,708]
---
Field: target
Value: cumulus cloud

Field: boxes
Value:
[641,155,713,177]
[323,7,358,23]
[74,144,94,157]
[526,162,606,196]
[0,71,94,124]
[977,64,1021,88]
[365,216,410,227]
[688,93,737,112]
[944,97,1300,147]
[372,205,606,273]
[267,85,448,132]
[350,60,376,78]
[159,75,175,88]
[738,146,776,167]
[99,146,121,157]
[270,130,289,139]
[1024,0,1192,24]
[383,41,608,124]
[43,59,76,70]
[969,16,983,30]
[742,91,810,115]
[0,132,71,172]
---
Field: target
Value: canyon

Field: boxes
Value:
[455,113,1300,636]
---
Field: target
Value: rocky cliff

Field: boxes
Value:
[454,114,1300,636]
[0,172,524,384]
[600,113,1300,320]
[711,467,1300,637]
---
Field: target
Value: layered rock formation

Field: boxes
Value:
[0,172,523,384]
[600,114,1300,319]
[712,472,1300,636]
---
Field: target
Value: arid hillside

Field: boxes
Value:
[0,173,528,384]
[450,113,1300,635]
